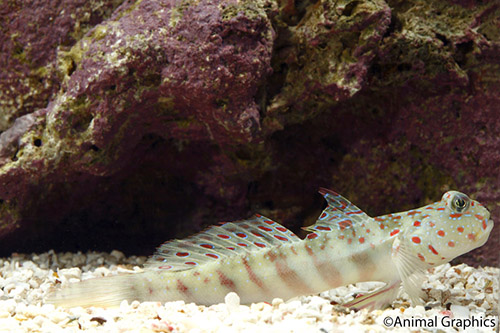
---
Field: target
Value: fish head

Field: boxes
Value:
[408,191,493,266]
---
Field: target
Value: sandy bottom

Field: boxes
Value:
[0,250,498,332]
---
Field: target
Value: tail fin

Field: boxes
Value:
[45,273,139,308]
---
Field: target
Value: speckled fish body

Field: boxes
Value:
[47,189,493,308]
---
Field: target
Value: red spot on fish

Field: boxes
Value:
[185,261,196,265]
[237,242,247,247]
[448,241,455,247]
[274,235,288,241]
[346,210,363,215]
[411,236,421,244]
[307,233,318,239]
[426,207,434,210]
[422,214,430,218]
[217,234,230,239]
[467,233,476,241]
[457,227,464,233]
[375,217,384,222]
[203,277,210,284]
[276,226,287,232]
[320,212,327,219]
[474,214,483,220]
[243,258,266,290]
[428,245,439,255]
[176,252,189,257]
[392,216,401,220]
[201,244,214,249]
[236,232,247,238]
[428,221,435,227]
[437,207,445,211]
[338,200,348,209]
[407,211,421,216]
[450,213,462,218]
[347,238,352,244]
[255,213,262,217]
[226,247,235,250]
[159,265,173,270]
[366,229,370,233]
[264,220,274,225]
[177,280,189,294]
[304,244,314,256]
[193,272,200,276]
[316,226,331,231]
[290,246,298,255]
[359,237,365,244]
[217,270,235,289]
[338,220,352,231]
[379,223,385,229]
[482,220,487,230]
[251,231,264,237]
[417,253,425,262]
[206,253,219,259]
[258,226,273,232]
[267,251,278,262]
[338,235,345,240]
[254,242,266,247]
[390,229,400,236]
[413,221,421,227]
[437,230,445,237]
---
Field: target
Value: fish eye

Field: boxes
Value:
[451,194,469,213]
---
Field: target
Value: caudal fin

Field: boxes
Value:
[46,274,138,308]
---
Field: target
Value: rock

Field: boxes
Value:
[0,0,275,254]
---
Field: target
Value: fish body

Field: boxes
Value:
[47,189,493,308]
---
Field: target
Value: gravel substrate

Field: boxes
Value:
[0,250,498,332]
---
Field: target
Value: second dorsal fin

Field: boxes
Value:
[303,188,372,233]
[146,214,300,272]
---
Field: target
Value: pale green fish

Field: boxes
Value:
[46,189,493,309]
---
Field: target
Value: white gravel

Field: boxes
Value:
[0,250,498,332]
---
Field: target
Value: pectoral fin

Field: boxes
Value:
[391,236,426,305]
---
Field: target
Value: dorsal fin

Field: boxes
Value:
[146,214,300,271]
[304,188,372,233]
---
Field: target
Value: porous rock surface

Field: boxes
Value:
[0,0,498,265]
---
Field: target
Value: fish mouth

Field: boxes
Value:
[485,218,494,233]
